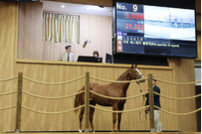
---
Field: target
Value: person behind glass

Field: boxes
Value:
[58,45,74,62]
[93,51,99,58]
[145,77,162,132]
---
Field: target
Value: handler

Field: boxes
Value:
[145,77,162,132]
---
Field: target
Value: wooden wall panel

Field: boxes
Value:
[19,64,85,131]
[196,15,201,32]
[196,13,201,61]
[196,34,201,61]
[19,2,44,60]
[172,59,197,132]
[196,0,201,14]
[0,2,19,132]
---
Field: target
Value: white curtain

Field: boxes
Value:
[43,13,80,44]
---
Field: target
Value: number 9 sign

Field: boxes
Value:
[133,5,138,12]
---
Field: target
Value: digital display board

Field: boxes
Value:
[115,2,197,58]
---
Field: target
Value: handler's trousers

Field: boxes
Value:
[151,110,162,132]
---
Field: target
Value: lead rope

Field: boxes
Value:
[138,82,147,124]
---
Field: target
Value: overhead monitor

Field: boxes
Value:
[113,1,197,58]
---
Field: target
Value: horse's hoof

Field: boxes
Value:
[78,130,82,133]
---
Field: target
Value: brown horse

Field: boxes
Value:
[74,65,145,132]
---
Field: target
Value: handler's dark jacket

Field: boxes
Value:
[145,85,161,110]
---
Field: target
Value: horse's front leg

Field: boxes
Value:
[79,107,85,132]
[89,100,96,132]
[117,103,125,131]
[112,104,118,132]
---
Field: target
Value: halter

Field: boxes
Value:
[130,70,143,80]
[136,74,143,80]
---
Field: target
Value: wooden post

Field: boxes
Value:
[148,74,155,130]
[15,72,23,132]
[84,72,90,132]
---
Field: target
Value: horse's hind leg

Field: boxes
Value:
[89,100,96,132]
[117,103,124,131]
[79,107,84,132]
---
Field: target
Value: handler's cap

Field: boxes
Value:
[65,45,71,49]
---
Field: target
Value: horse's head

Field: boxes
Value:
[129,64,145,83]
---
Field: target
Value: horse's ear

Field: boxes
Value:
[135,64,137,68]
[131,64,134,69]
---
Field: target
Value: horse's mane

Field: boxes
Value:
[116,69,130,81]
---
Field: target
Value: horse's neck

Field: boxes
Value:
[116,70,131,96]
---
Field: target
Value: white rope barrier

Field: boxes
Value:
[154,106,201,116]
[23,75,85,85]
[0,76,17,82]
[0,105,16,110]
[155,78,201,85]
[154,91,201,100]
[22,90,84,99]
[22,105,84,114]
[0,90,17,95]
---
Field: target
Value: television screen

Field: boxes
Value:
[114,2,197,58]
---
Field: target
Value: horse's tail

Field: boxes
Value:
[74,87,84,114]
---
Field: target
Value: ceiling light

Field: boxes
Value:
[86,5,103,10]
[61,5,65,8]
